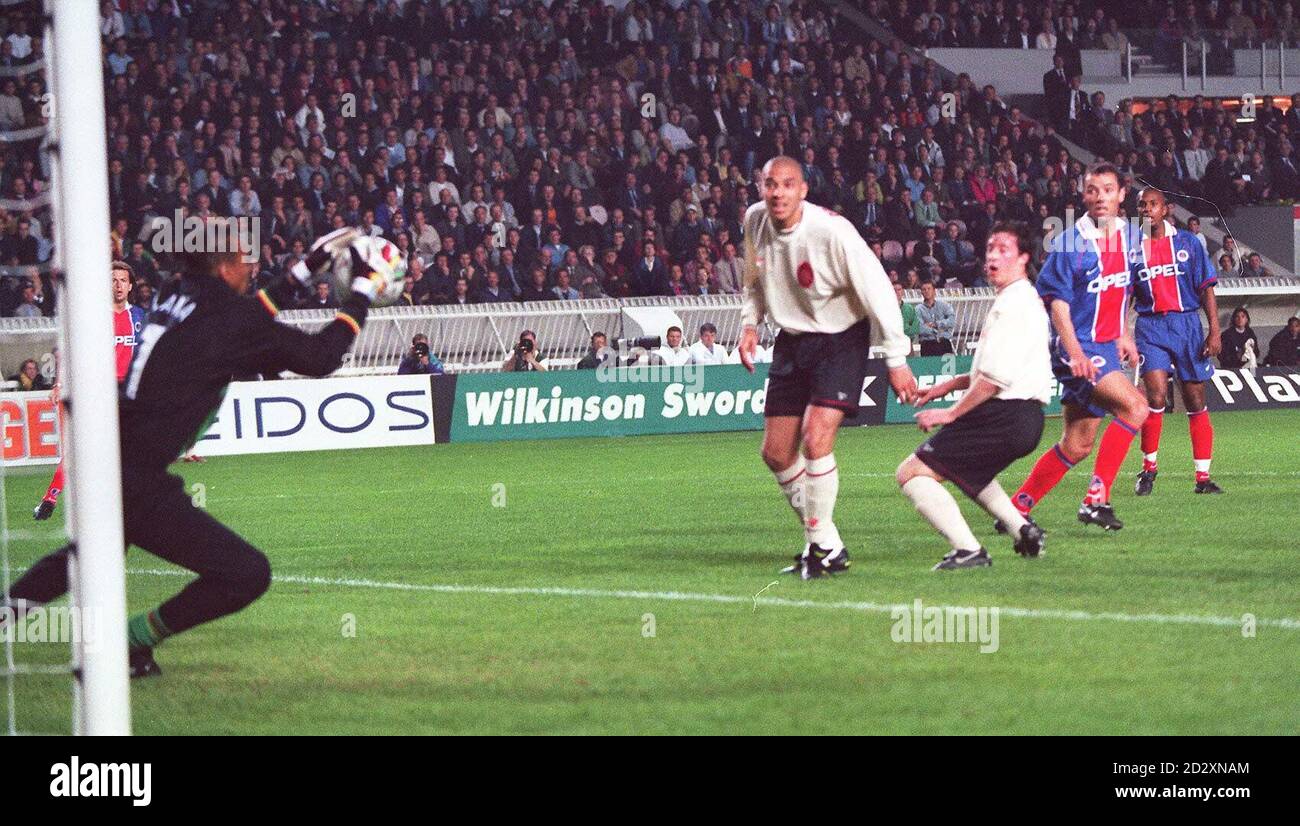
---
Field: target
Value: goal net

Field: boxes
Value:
[1,0,129,736]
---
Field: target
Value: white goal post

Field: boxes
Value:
[48,0,131,736]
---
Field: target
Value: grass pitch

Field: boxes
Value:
[4,409,1297,735]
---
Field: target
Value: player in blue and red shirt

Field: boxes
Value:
[33,262,146,520]
[1131,187,1223,496]
[1007,163,1151,531]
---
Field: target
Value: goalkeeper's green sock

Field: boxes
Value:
[127,609,172,651]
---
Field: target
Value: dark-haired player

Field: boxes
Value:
[7,225,377,677]
[33,262,145,520]
[897,223,1051,569]
[1007,163,1149,531]
[1131,187,1223,496]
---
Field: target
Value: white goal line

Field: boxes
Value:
[126,567,1300,631]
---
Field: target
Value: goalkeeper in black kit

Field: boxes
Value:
[4,224,383,677]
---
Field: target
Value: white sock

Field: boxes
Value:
[804,453,843,549]
[975,480,1027,534]
[1194,458,1211,473]
[772,455,806,523]
[902,476,980,551]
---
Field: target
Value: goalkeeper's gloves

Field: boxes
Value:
[291,226,359,285]
[348,240,382,304]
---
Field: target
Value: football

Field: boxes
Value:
[334,234,408,307]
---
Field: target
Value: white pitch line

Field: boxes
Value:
[143,469,1300,504]
[125,567,1300,631]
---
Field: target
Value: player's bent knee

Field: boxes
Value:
[895,457,915,487]
[1124,399,1150,427]
[896,456,926,486]
[222,547,272,607]
[1060,439,1092,464]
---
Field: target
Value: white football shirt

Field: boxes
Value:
[741,200,910,368]
[970,277,1053,403]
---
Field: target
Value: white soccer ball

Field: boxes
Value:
[335,235,407,307]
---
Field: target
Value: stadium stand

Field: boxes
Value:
[0,0,1295,337]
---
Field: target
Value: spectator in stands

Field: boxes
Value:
[476,270,512,304]
[688,323,728,365]
[1187,217,1209,253]
[656,325,692,367]
[895,281,919,347]
[519,267,555,303]
[304,281,337,310]
[13,281,42,318]
[1219,307,1261,369]
[1216,253,1238,280]
[398,335,446,376]
[915,281,955,356]
[938,221,978,287]
[1240,253,1269,279]
[1264,317,1300,366]
[577,332,612,370]
[551,269,580,301]
[1220,236,1245,272]
[2,219,39,266]
[10,358,51,391]
[503,329,547,372]
[1101,18,1130,52]
[713,242,743,295]
[447,277,476,306]
[632,242,668,297]
[131,281,154,311]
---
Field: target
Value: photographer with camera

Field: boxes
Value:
[503,329,548,372]
[577,332,612,369]
[397,333,446,375]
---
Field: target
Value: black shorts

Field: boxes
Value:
[764,318,872,417]
[914,398,1045,498]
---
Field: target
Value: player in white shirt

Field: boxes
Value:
[656,326,693,366]
[687,323,729,365]
[737,156,917,579]
[895,223,1052,569]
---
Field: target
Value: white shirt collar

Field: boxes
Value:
[1075,213,1125,240]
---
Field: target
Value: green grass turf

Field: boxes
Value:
[3,409,1297,735]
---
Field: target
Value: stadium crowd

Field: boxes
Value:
[0,0,1294,323]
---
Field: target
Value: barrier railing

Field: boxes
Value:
[2,281,1297,378]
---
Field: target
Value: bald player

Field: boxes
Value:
[738,156,917,579]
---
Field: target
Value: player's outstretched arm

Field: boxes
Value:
[839,225,917,402]
[915,375,998,432]
[913,373,971,406]
[259,227,361,315]
[246,241,374,378]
